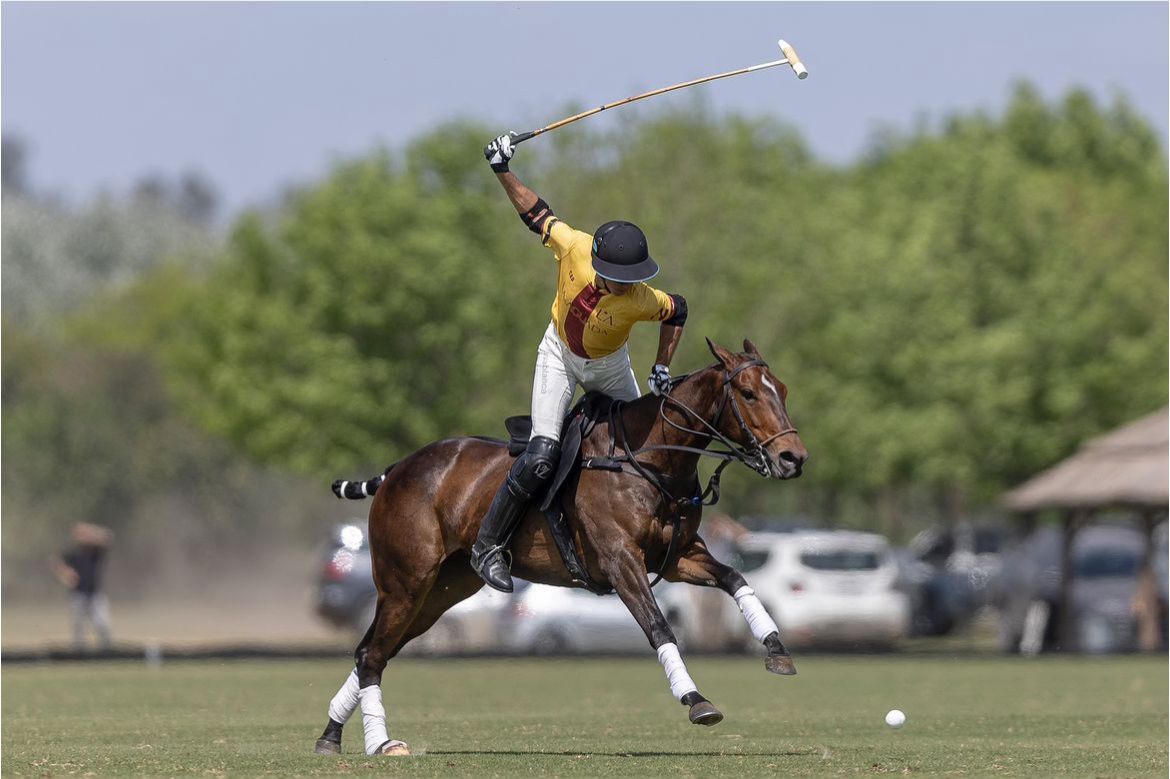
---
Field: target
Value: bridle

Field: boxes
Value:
[634,359,798,478]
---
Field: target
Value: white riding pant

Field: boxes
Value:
[531,322,641,441]
[70,592,111,649]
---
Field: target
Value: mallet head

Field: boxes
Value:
[777,39,808,79]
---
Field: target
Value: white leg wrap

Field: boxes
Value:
[734,586,780,644]
[656,642,698,701]
[327,669,361,724]
[358,685,390,755]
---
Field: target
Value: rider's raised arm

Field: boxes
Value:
[484,132,557,242]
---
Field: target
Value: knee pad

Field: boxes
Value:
[508,435,561,495]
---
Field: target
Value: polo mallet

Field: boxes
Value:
[511,38,807,146]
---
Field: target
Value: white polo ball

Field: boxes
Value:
[885,709,907,729]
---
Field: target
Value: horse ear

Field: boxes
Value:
[743,338,763,358]
[706,337,733,368]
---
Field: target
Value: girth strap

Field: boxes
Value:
[542,500,612,595]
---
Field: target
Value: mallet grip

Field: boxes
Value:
[777,39,808,80]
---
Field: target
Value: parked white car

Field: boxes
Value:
[735,530,911,649]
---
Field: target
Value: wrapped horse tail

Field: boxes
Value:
[332,464,397,500]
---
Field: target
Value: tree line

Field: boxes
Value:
[3,83,1165,592]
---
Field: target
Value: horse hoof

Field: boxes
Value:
[688,701,724,726]
[313,739,341,755]
[377,739,411,756]
[766,654,798,675]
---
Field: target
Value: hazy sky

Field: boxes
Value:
[3,2,1167,218]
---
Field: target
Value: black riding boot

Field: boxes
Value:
[471,436,559,592]
[471,476,528,592]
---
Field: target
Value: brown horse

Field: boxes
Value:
[314,338,808,756]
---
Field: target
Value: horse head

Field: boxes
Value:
[704,337,808,480]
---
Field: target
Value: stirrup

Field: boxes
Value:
[471,544,512,574]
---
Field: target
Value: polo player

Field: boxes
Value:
[471,131,690,592]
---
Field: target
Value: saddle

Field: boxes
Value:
[503,392,623,595]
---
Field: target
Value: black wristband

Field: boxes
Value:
[490,160,510,173]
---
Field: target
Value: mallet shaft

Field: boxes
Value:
[514,43,806,145]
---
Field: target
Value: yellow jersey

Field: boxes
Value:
[541,219,676,359]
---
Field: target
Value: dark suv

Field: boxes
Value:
[315,522,377,631]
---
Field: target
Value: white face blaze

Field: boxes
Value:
[761,375,783,406]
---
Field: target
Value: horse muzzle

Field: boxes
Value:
[765,441,808,480]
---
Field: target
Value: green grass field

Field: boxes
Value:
[2,655,1166,777]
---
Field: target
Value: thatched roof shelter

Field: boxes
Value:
[1003,408,1168,512]
[1000,407,1168,653]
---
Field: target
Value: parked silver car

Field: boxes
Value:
[496,579,731,654]
[498,582,644,654]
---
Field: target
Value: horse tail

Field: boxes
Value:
[331,464,397,500]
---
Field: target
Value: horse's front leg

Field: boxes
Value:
[603,544,724,726]
[665,537,796,676]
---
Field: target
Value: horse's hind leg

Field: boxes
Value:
[313,620,378,755]
[346,558,484,755]
[389,553,485,656]
[314,562,439,756]
[355,585,427,756]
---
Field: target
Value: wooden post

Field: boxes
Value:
[1057,509,1087,652]
[1018,511,1038,538]
[1133,509,1163,652]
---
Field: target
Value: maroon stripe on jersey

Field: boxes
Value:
[564,284,603,358]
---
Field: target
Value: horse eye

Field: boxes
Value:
[742,389,756,402]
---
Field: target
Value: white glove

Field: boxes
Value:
[648,364,672,396]
[484,132,517,172]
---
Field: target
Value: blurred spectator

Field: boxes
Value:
[50,522,113,650]
[1130,566,1167,651]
